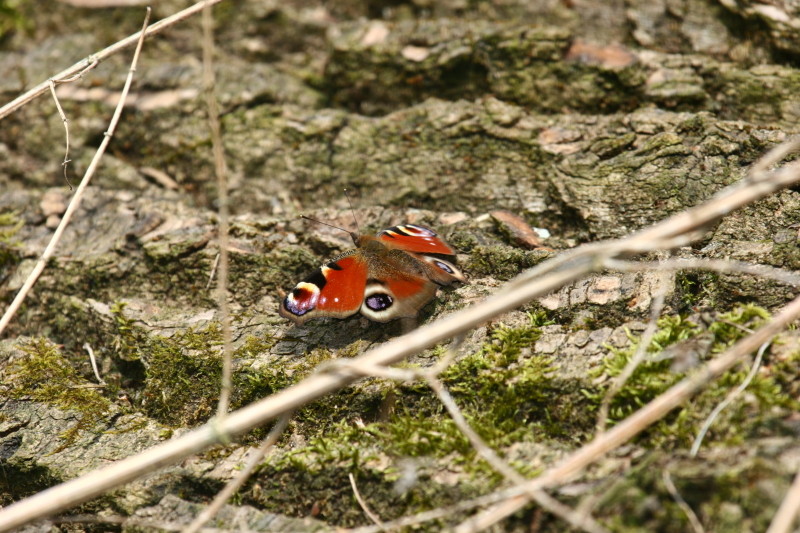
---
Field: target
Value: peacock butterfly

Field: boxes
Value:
[279,221,466,325]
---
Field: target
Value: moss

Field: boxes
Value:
[0,0,32,41]
[598,453,789,533]
[110,301,142,362]
[584,305,795,448]
[0,461,60,506]
[0,210,22,244]
[675,271,719,310]
[4,338,112,448]
[141,323,225,427]
[0,209,23,275]
[246,245,320,299]
[242,311,603,526]
[138,317,376,431]
[584,315,701,421]
[466,244,551,280]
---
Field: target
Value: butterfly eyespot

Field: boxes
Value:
[365,293,393,311]
[283,283,320,317]
[433,260,454,274]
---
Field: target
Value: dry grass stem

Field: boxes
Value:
[183,414,292,533]
[349,473,385,530]
[428,377,608,533]
[54,514,241,532]
[689,340,769,456]
[207,252,220,289]
[604,258,800,286]
[2,139,800,531]
[662,470,705,533]
[83,342,105,385]
[595,272,669,433]
[454,291,800,530]
[766,466,800,533]
[0,0,226,121]
[47,80,73,189]
[348,483,544,533]
[200,1,233,419]
[0,7,152,338]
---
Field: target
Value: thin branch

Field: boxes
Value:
[349,473,385,530]
[604,257,800,286]
[689,340,770,456]
[335,356,608,533]
[182,414,292,533]
[2,138,800,532]
[595,273,669,433]
[200,0,232,420]
[83,343,105,385]
[427,376,608,533]
[767,466,800,533]
[47,80,73,189]
[0,8,152,338]
[451,291,800,531]
[662,470,704,533]
[341,331,607,533]
[52,58,99,84]
[53,515,213,532]
[206,252,220,289]
[0,0,227,122]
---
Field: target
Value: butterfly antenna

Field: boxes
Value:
[343,188,361,234]
[301,215,353,236]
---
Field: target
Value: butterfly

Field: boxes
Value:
[279,223,466,325]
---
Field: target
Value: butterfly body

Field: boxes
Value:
[280,224,466,325]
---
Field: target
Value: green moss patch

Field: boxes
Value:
[584,306,796,449]
[597,453,790,533]
[0,210,23,275]
[466,244,552,280]
[246,312,599,526]
[4,338,112,447]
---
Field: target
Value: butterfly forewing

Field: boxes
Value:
[279,253,368,324]
[377,224,457,255]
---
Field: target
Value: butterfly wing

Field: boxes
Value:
[279,252,367,325]
[360,268,439,322]
[377,224,466,285]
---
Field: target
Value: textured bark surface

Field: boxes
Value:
[1,0,800,531]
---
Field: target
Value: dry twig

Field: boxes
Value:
[199,0,233,420]
[604,257,800,286]
[182,414,292,533]
[690,340,770,456]
[452,291,800,530]
[767,467,800,533]
[83,343,105,385]
[427,376,608,533]
[47,80,73,189]
[662,470,704,533]
[0,0,226,121]
[0,8,152,337]
[349,473,385,530]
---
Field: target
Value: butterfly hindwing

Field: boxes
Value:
[279,252,368,325]
[378,224,466,285]
[360,272,438,322]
